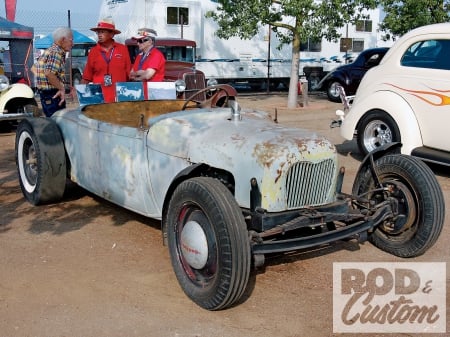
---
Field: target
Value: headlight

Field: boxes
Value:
[175,79,186,93]
[0,75,10,92]
[207,78,218,87]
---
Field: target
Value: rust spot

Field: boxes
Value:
[253,140,286,167]
[275,168,282,184]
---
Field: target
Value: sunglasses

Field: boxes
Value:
[137,37,151,44]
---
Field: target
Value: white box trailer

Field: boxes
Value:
[100,0,390,89]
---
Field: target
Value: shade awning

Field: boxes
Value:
[35,30,96,49]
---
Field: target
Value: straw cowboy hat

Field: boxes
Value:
[90,17,121,35]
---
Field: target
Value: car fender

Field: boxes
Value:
[355,142,403,181]
[321,70,348,89]
[0,83,35,112]
[341,90,423,154]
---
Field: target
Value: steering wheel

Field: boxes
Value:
[181,86,230,110]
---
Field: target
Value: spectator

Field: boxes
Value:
[34,27,73,117]
[82,17,131,103]
[129,28,165,99]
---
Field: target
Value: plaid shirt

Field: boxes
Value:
[35,43,66,90]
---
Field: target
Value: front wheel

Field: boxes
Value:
[15,118,67,205]
[352,154,444,257]
[165,177,251,310]
[357,110,401,155]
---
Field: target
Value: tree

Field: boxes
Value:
[206,0,379,108]
[379,0,450,39]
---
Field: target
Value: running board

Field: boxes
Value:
[411,146,450,167]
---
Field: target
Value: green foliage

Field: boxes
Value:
[380,0,450,39]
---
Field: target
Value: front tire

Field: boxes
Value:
[15,118,66,205]
[357,110,401,155]
[352,154,444,257]
[166,177,251,310]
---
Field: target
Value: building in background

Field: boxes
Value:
[99,0,393,90]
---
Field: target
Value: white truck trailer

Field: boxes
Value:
[99,0,390,89]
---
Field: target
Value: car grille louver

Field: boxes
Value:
[183,73,206,100]
[285,159,336,208]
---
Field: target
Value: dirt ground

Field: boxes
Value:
[1,93,449,337]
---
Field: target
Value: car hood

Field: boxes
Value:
[147,107,336,168]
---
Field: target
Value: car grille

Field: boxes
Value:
[183,72,206,100]
[285,159,336,208]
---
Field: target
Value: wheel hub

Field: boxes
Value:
[364,120,392,151]
[180,220,209,269]
[382,181,416,234]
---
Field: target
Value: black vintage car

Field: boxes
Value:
[317,47,389,102]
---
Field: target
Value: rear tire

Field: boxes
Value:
[166,177,251,310]
[15,118,66,205]
[327,81,343,102]
[352,154,444,257]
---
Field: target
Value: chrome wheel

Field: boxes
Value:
[362,119,393,153]
[356,110,401,155]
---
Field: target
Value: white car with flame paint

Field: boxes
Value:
[15,85,444,310]
[339,23,450,165]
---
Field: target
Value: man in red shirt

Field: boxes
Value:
[82,18,131,102]
[129,28,166,99]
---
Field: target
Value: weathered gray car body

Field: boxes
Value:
[53,100,338,219]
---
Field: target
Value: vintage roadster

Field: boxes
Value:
[15,85,444,310]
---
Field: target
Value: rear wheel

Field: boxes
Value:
[327,81,344,102]
[352,154,444,257]
[15,118,66,205]
[166,177,251,310]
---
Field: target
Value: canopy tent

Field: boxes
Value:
[0,16,34,84]
[34,30,96,49]
[0,16,33,39]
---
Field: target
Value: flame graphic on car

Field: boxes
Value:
[385,83,450,106]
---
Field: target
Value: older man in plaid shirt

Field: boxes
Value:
[35,27,73,117]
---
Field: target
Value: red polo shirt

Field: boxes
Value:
[132,47,166,99]
[83,41,132,102]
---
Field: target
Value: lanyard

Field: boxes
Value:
[101,47,115,73]
[138,47,153,70]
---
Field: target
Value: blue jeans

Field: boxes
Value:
[39,89,66,117]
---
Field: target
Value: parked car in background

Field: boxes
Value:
[15,84,444,310]
[339,23,450,165]
[0,72,38,124]
[317,47,388,102]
